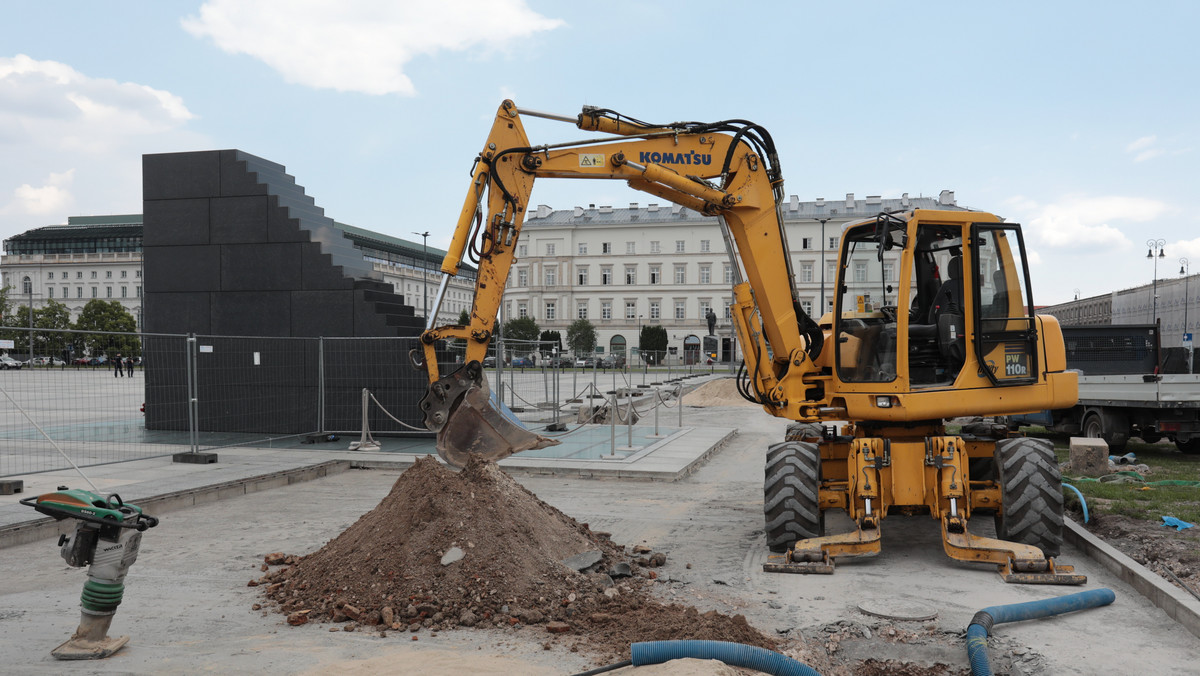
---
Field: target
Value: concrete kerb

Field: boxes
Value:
[0,460,350,551]
[1065,518,1200,640]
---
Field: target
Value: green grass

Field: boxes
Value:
[1020,427,1200,525]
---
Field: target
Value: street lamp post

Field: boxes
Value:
[1182,258,1192,374]
[413,231,430,322]
[1148,239,1166,324]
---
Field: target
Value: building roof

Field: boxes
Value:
[521,192,965,227]
[5,217,143,245]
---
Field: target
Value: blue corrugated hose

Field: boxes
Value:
[1062,483,1089,523]
[966,588,1116,675]
[631,640,821,676]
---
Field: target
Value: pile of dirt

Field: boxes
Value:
[682,378,758,407]
[1082,512,1200,593]
[255,455,777,659]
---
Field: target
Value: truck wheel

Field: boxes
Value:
[994,437,1063,558]
[1175,438,1200,455]
[1082,410,1128,452]
[764,441,823,552]
[784,422,823,442]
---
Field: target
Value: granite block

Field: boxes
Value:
[220,243,302,291]
[211,196,269,244]
[144,151,221,200]
[143,198,210,246]
[144,245,221,293]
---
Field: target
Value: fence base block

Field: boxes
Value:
[0,480,23,495]
[173,452,219,465]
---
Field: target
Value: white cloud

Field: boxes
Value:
[181,0,565,96]
[1127,135,1156,152]
[8,170,75,216]
[1010,194,1168,251]
[0,55,203,239]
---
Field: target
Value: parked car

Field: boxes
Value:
[549,355,574,368]
[600,355,626,369]
[575,356,595,367]
[89,356,107,366]
[72,357,92,366]
[510,357,533,368]
[482,355,497,367]
[0,356,23,370]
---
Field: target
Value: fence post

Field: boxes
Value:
[677,382,684,428]
[187,333,198,454]
[609,390,617,457]
[318,336,326,434]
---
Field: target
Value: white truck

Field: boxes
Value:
[1011,324,1200,453]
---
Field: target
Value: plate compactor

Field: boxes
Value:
[22,487,158,660]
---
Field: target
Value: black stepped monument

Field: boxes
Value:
[143,149,429,438]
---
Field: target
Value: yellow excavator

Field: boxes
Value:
[417,100,1081,584]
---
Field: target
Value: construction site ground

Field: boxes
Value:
[2,386,1200,673]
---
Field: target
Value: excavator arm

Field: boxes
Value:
[419,100,824,466]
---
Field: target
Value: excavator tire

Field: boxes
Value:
[764,441,823,553]
[993,437,1063,558]
[784,422,824,443]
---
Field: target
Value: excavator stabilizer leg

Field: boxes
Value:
[420,362,559,468]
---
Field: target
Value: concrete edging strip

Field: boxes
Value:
[0,460,350,551]
[1065,518,1200,640]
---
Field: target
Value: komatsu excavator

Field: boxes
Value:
[417,100,1081,583]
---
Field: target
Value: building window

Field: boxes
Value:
[91,287,98,298]
[674,265,686,284]
[650,241,661,254]
[649,265,661,284]
[626,241,636,254]
[675,240,685,253]
[106,270,112,279]
[47,272,54,280]
[121,286,127,298]
[76,271,82,279]
[700,239,711,253]
[649,301,660,319]
[545,243,556,256]
[517,269,528,287]
[601,267,613,285]
[802,299,813,316]
[601,301,612,320]
[699,265,712,284]
[827,262,837,283]
[801,262,813,282]
[675,301,686,319]
[854,262,867,283]
[106,287,112,298]
[577,302,588,319]
[724,264,733,284]
[518,303,528,319]
[47,287,54,298]
[578,242,588,255]
[602,242,612,254]
[544,266,557,286]
[518,244,527,257]
[21,276,31,294]
[625,301,637,319]
[545,301,556,320]
[883,262,894,282]
[136,270,141,278]
[577,267,588,285]
[136,285,141,298]
[828,236,838,250]
[802,237,813,250]
[625,265,636,285]
[77,287,83,298]
[121,270,127,279]
[91,271,97,279]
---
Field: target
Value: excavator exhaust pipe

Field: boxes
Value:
[419,361,559,467]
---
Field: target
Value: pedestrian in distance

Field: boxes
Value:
[114,354,123,377]
[126,356,134,377]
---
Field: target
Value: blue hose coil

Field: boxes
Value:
[1062,483,1089,523]
[966,588,1116,676]
[632,640,821,676]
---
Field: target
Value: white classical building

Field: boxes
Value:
[503,190,963,363]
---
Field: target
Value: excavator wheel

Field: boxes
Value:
[764,441,823,553]
[993,437,1063,558]
[784,422,824,443]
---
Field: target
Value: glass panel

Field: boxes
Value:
[972,225,1037,384]
[835,223,903,383]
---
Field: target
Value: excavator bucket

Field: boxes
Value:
[420,362,559,468]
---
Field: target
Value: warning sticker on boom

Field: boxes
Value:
[578,153,605,168]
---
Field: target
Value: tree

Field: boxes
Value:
[502,316,540,346]
[33,299,72,357]
[74,300,139,357]
[639,324,668,365]
[566,319,597,357]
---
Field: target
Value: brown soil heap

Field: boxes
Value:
[257,455,775,658]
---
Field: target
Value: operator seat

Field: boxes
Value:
[910,255,965,382]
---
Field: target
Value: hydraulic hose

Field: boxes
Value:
[631,640,821,676]
[965,588,1116,676]
[1062,483,1089,523]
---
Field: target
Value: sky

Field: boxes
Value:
[1,0,1198,305]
